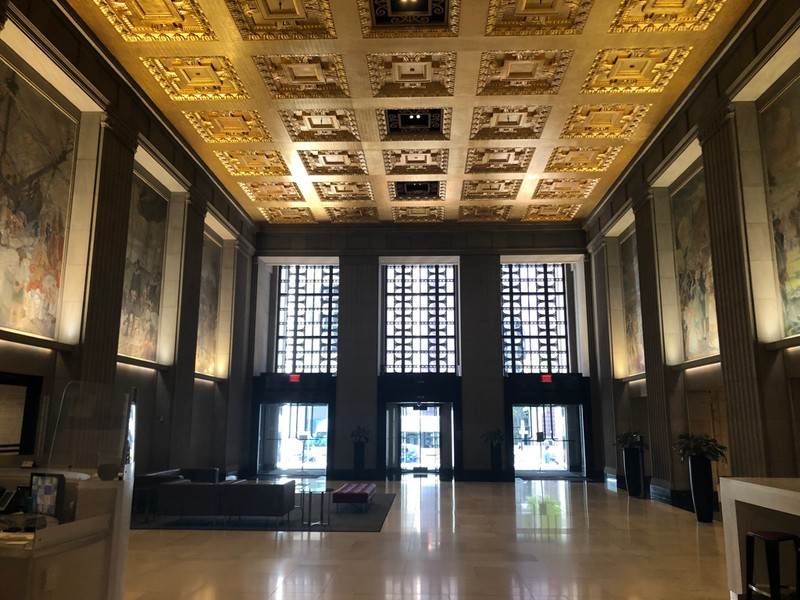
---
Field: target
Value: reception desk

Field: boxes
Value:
[719,478,800,599]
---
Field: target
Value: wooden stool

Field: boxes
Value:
[745,530,800,599]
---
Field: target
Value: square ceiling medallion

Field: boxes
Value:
[240,181,304,202]
[313,181,374,202]
[609,0,726,33]
[390,181,445,201]
[458,205,511,222]
[561,104,650,139]
[326,206,379,223]
[184,110,272,143]
[533,178,598,200]
[383,149,449,175]
[392,206,444,223]
[280,109,361,141]
[142,56,247,100]
[378,108,451,141]
[226,0,337,40]
[367,53,456,97]
[358,0,460,38]
[465,147,533,174]
[259,206,317,224]
[461,179,522,200]
[523,204,581,222]
[93,0,216,41]
[470,105,551,140]
[545,146,621,172]
[215,150,289,176]
[486,0,594,36]
[582,47,691,93]
[253,54,349,99]
[477,50,572,96]
[299,150,368,175]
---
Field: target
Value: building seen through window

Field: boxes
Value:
[384,264,457,373]
[276,265,339,373]
[502,263,569,374]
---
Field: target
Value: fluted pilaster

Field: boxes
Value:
[699,105,768,476]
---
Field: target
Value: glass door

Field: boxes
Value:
[400,404,440,472]
[512,404,580,473]
[257,403,328,473]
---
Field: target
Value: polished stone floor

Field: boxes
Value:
[124,477,728,600]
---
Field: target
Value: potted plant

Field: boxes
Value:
[672,432,727,523]
[480,428,505,472]
[351,426,370,474]
[614,431,648,499]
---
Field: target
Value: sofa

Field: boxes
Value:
[133,467,220,518]
[157,479,296,523]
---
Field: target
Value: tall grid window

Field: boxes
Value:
[276,265,339,373]
[502,263,569,374]
[384,264,457,373]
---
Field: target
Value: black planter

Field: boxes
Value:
[490,443,502,472]
[622,447,645,498]
[353,441,366,473]
[688,455,714,523]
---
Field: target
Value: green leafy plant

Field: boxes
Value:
[614,431,649,450]
[480,428,506,446]
[672,433,727,463]
[350,425,370,444]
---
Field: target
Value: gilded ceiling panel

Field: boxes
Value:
[582,47,691,93]
[458,205,511,222]
[183,110,272,143]
[485,0,594,36]
[226,0,337,40]
[253,54,350,99]
[280,109,361,142]
[465,147,533,174]
[545,146,621,172]
[326,206,379,223]
[141,56,248,100]
[477,50,573,96]
[367,52,456,97]
[299,150,368,175]
[240,181,304,202]
[259,206,317,224]
[215,150,289,176]
[313,181,374,202]
[609,0,726,33]
[93,0,215,41]
[461,179,522,200]
[523,204,581,222]
[392,206,445,223]
[561,104,650,139]
[470,106,551,140]
[533,178,599,200]
[383,150,449,175]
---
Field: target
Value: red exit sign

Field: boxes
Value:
[540,373,552,383]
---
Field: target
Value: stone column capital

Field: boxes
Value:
[100,112,139,155]
[697,104,735,146]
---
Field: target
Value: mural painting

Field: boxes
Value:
[0,60,76,338]
[671,169,719,361]
[761,74,800,336]
[118,175,167,361]
[620,233,645,375]
[195,234,221,376]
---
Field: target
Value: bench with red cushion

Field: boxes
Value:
[332,482,376,507]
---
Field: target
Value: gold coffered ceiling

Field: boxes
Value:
[70,0,749,225]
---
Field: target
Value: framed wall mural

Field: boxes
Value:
[0,59,76,338]
[620,233,645,375]
[118,174,168,361]
[760,72,800,337]
[671,168,719,361]
[195,233,221,376]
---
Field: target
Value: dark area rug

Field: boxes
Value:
[131,493,395,533]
